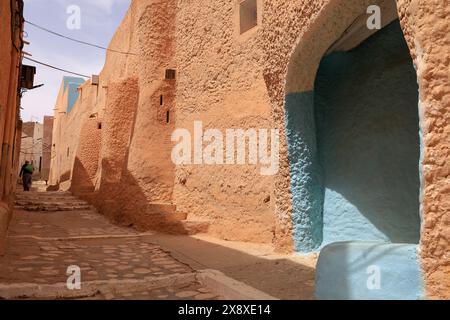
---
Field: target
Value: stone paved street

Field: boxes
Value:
[0,190,222,300]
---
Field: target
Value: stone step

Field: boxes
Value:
[14,203,91,210]
[16,195,76,201]
[146,203,187,222]
[14,204,93,212]
[16,199,80,204]
[16,191,72,196]
[159,220,210,236]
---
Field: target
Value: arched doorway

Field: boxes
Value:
[283,1,421,252]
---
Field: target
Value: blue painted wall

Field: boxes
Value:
[63,76,85,114]
[315,21,420,245]
[315,242,424,300]
[285,92,324,252]
[285,21,420,252]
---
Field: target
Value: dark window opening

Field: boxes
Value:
[240,0,258,34]
[165,69,176,80]
[67,148,70,158]
[98,123,102,130]
[160,95,164,106]
[166,111,170,124]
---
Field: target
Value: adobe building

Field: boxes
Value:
[49,0,450,299]
[0,0,24,254]
[18,121,44,178]
[41,116,54,183]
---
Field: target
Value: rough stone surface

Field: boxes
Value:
[0,191,223,300]
[0,0,22,255]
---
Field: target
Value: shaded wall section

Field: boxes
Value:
[315,21,420,245]
[71,118,102,195]
[285,20,421,251]
[95,77,139,223]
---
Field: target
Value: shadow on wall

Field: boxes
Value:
[71,157,96,194]
[314,20,420,245]
[59,171,71,184]
[73,157,202,236]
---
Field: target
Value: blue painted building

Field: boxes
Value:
[62,76,85,114]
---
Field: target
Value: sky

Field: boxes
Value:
[21,0,131,123]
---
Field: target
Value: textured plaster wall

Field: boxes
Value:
[397,0,450,300]
[50,0,178,228]
[51,0,276,244]
[262,0,449,298]
[71,118,101,194]
[173,0,276,243]
[0,1,13,142]
[125,0,177,207]
[284,92,323,252]
[41,116,54,181]
[0,0,14,254]
[0,0,22,254]
[95,77,139,223]
[50,79,95,190]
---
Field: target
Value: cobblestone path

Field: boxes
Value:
[0,190,221,300]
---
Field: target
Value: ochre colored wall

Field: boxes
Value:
[0,0,23,254]
[95,77,139,223]
[41,116,54,181]
[398,0,450,300]
[71,118,101,194]
[173,0,276,243]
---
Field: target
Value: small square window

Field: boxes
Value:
[240,0,258,34]
[165,69,176,80]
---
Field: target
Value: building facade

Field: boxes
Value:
[49,0,450,299]
[41,116,54,183]
[19,121,43,178]
[0,0,24,254]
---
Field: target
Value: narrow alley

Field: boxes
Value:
[2,0,449,303]
[0,182,315,300]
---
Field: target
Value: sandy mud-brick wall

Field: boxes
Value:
[397,0,450,300]
[95,77,139,223]
[71,117,102,195]
[0,0,23,254]
[120,0,178,227]
[42,116,54,182]
[173,0,276,244]
[0,0,15,254]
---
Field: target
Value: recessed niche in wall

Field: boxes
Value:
[98,123,102,130]
[160,95,164,106]
[165,69,176,80]
[166,111,170,124]
[240,0,258,34]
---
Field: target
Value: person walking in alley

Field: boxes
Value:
[19,161,34,191]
